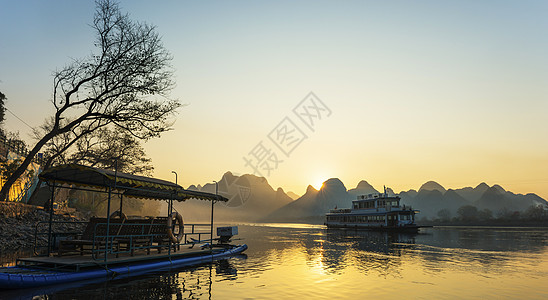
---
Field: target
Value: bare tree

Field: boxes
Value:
[69,127,154,175]
[33,117,94,169]
[0,91,6,124]
[35,121,154,174]
[0,0,180,201]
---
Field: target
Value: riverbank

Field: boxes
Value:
[418,219,548,227]
[0,202,85,254]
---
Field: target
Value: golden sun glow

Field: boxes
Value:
[312,178,326,190]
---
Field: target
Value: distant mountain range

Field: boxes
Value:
[401,181,547,220]
[180,172,547,223]
[176,172,293,222]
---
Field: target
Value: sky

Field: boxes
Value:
[1,0,547,200]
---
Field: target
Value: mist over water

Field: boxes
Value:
[3,225,548,299]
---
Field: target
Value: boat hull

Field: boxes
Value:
[325,223,421,232]
[0,244,247,289]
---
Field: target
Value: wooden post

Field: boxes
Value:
[46,181,55,256]
[105,184,112,264]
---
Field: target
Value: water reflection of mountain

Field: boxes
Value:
[321,229,417,276]
[237,225,421,278]
[417,227,548,252]
[2,259,240,300]
[411,227,548,275]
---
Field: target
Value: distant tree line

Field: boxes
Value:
[427,204,548,226]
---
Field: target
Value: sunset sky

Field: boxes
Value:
[1,0,547,199]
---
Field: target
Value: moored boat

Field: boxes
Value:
[0,164,248,289]
[325,187,421,232]
[0,244,247,289]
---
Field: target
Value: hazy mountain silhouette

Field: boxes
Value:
[399,187,470,220]
[263,178,351,223]
[177,172,293,222]
[442,189,470,212]
[347,180,379,197]
[268,179,547,223]
[419,181,446,193]
[476,186,508,211]
[181,173,547,223]
[402,189,445,217]
[286,191,301,200]
[474,186,544,213]
[453,182,490,202]
[400,181,548,220]
[399,189,418,199]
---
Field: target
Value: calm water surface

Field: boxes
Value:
[2,224,548,299]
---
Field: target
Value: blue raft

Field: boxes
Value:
[0,244,247,289]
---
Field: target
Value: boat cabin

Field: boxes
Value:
[352,193,401,210]
[325,191,419,230]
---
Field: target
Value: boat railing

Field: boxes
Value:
[33,218,216,259]
[32,220,88,256]
[329,208,352,213]
[90,221,215,259]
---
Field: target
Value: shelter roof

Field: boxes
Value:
[39,164,227,202]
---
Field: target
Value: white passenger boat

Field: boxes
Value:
[325,188,421,232]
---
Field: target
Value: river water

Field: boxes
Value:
[2,224,548,299]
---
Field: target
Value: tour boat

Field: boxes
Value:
[325,188,421,231]
[0,164,248,289]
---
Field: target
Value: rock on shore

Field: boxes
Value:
[0,206,85,253]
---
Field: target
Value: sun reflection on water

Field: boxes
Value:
[14,225,548,299]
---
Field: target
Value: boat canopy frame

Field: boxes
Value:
[37,163,228,261]
[39,164,228,202]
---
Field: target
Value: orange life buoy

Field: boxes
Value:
[167,211,184,243]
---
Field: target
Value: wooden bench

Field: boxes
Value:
[116,218,155,256]
[115,217,177,256]
[58,216,179,257]
[58,217,123,258]
[150,217,178,253]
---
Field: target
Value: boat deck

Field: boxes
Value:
[16,246,223,272]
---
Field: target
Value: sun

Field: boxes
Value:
[312,178,325,190]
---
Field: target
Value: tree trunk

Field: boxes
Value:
[26,154,56,204]
[0,131,55,201]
